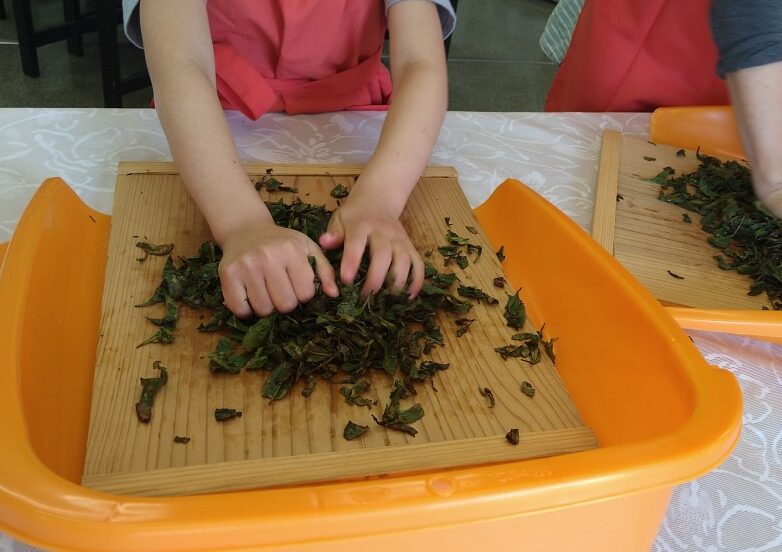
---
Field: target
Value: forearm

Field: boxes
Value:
[359,60,447,215]
[140,0,271,244]
[727,63,782,191]
[356,0,447,216]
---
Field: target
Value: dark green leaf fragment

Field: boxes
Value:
[455,318,475,337]
[432,272,457,289]
[135,361,168,423]
[682,214,692,223]
[466,225,479,234]
[343,420,369,440]
[503,288,526,329]
[330,183,349,198]
[493,276,507,288]
[215,408,242,421]
[135,241,174,262]
[340,379,374,408]
[643,156,656,162]
[174,436,191,444]
[496,245,506,262]
[667,270,685,280]
[458,284,499,305]
[520,381,536,398]
[136,326,174,348]
[373,380,424,436]
[505,428,520,445]
[479,387,495,408]
[676,149,686,158]
[446,229,469,246]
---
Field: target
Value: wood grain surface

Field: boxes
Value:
[592,134,772,310]
[83,163,596,496]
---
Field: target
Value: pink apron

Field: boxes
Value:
[207,0,393,119]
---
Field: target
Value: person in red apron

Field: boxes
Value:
[131,0,455,317]
[545,0,782,217]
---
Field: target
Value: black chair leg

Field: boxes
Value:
[98,0,122,107]
[64,0,84,56]
[11,0,40,77]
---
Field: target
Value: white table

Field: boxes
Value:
[1,109,780,552]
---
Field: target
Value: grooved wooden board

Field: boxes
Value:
[83,163,596,496]
[592,132,773,310]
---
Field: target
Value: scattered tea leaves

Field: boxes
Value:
[343,420,369,440]
[520,381,536,398]
[479,386,495,408]
[505,428,520,445]
[256,168,298,193]
[215,408,242,422]
[135,361,168,423]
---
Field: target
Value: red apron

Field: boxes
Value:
[545,0,730,112]
[207,0,392,119]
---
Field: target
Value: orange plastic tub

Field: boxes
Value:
[0,178,741,552]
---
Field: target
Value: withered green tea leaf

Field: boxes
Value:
[135,360,168,423]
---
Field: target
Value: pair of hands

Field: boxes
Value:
[218,192,425,318]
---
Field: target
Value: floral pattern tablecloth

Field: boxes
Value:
[1,109,780,552]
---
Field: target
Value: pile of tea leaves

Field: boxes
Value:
[650,151,782,309]
[135,197,497,434]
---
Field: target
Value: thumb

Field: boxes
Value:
[319,212,345,250]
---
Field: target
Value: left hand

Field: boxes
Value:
[319,189,424,298]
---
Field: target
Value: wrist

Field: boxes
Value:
[353,167,416,217]
[209,198,275,245]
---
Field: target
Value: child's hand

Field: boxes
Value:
[319,193,424,299]
[219,220,339,318]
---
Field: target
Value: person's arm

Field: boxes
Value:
[726,63,782,218]
[711,0,782,218]
[319,0,448,297]
[140,0,337,318]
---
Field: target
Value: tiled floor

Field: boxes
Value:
[0,0,558,110]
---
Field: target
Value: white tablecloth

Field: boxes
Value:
[1,109,780,552]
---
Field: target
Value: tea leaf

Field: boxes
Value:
[214,408,242,421]
[343,420,369,440]
[457,285,499,305]
[505,428,520,445]
[503,288,526,329]
[340,379,374,408]
[135,241,174,262]
[667,270,685,280]
[330,183,349,198]
[493,277,507,288]
[496,245,506,262]
[174,436,191,444]
[520,381,536,398]
[465,225,479,235]
[479,387,495,408]
[676,149,686,158]
[135,361,168,423]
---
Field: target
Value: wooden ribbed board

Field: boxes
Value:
[592,131,773,310]
[83,162,596,496]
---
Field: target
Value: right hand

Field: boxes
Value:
[218,219,339,318]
